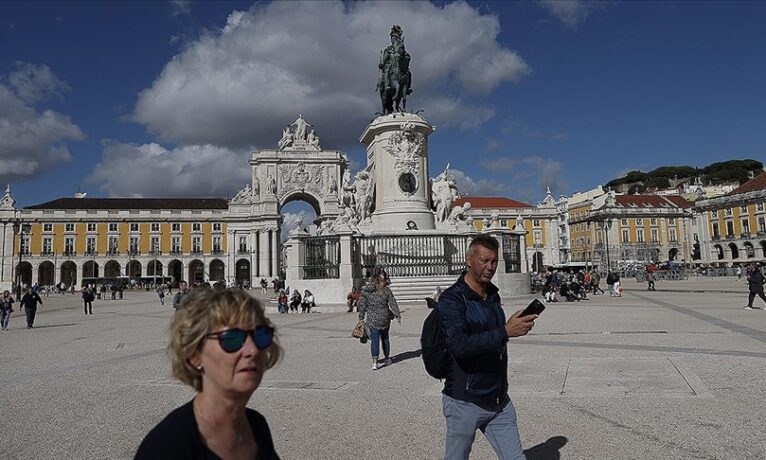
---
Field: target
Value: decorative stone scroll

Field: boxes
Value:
[386,122,424,183]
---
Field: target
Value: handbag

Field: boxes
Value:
[352,320,365,339]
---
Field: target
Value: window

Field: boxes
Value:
[192,236,201,253]
[500,219,507,227]
[130,223,139,232]
[668,218,675,225]
[741,219,750,235]
[65,223,75,232]
[725,208,732,216]
[759,217,766,234]
[533,219,541,227]
[150,236,160,253]
[43,223,53,232]
[212,236,221,252]
[711,210,718,218]
[172,223,181,232]
[109,223,118,232]
[239,236,248,253]
[758,203,765,212]
[726,221,734,237]
[192,223,201,232]
[21,236,30,255]
[42,237,52,254]
[712,222,720,238]
[64,237,74,255]
[108,236,119,254]
[669,229,677,243]
[651,229,658,242]
[636,218,643,226]
[87,223,97,232]
[622,229,629,242]
[129,236,139,254]
[86,237,96,254]
[637,229,644,243]
[650,218,657,225]
[621,218,628,226]
[151,223,160,232]
[171,237,181,253]
[740,205,748,214]
[213,223,222,232]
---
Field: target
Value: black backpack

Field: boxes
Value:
[421,306,449,379]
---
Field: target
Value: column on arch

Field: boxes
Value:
[259,230,270,279]
[270,228,278,278]
[1,223,14,288]
[226,230,235,284]
[76,263,84,289]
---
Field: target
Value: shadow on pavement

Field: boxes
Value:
[391,349,422,364]
[524,436,568,460]
[27,323,78,330]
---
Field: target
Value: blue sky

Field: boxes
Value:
[1,0,765,211]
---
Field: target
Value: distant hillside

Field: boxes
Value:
[605,159,764,194]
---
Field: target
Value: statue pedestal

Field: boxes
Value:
[360,113,436,232]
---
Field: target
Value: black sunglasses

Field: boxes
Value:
[205,326,274,353]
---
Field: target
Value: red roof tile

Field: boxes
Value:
[26,198,230,210]
[454,196,532,209]
[728,171,766,196]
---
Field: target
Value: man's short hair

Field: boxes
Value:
[468,234,499,255]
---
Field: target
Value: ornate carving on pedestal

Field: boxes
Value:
[278,114,321,151]
[386,122,424,197]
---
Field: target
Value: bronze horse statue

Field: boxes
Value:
[378,28,412,115]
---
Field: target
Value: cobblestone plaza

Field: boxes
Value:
[2,278,766,459]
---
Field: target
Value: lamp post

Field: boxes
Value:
[13,217,32,299]
[602,218,612,273]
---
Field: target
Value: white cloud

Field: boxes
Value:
[0,64,84,181]
[132,0,529,150]
[86,142,250,197]
[480,157,516,171]
[449,168,509,197]
[170,0,191,17]
[537,0,604,29]
[521,156,568,194]
[281,209,316,241]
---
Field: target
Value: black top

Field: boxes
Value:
[20,292,42,309]
[134,400,280,460]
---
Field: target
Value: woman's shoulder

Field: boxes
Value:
[134,401,198,459]
[245,408,280,459]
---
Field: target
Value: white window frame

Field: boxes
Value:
[171,223,181,232]
[109,223,118,232]
[151,223,160,232]
[192,223,202,232]
[43,223,53,232]
[65,223,75,232]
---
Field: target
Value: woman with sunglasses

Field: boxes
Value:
[135,288,282,459]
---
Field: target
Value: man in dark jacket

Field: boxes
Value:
[20,287,43,328]
[745,264,766,310]
[437,234,537,460]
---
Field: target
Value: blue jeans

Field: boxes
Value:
[368,327,390,359]
[442,394,526,460]
[0,308,10,329]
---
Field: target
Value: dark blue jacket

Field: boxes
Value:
[438,273,509,408]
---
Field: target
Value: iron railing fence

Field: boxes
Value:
[353,234,471,279]
[303,236,340,279]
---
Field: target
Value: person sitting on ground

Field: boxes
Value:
[559,282,577,302]
[134,288,281,459]
[346,287,360,313]
[288,290,301,313]
[277,289,288,314]
[300,290,315,314]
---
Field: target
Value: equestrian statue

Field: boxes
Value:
[378,25,413,115]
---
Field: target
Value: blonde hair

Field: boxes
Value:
[168,288,282,392]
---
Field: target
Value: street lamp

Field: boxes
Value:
[13,217,32,298]
[602,218,612,273]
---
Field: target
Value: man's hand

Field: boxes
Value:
[505,310,537,337]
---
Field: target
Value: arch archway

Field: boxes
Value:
[16,261,33,287]
[127,260,142,279]
[209,259,225,282]
[728,243,739,259]
[668,248,679,261]
[168,259,183,284]
[83,260,99,278]
[60,261,77,287]
[104,260,121,278]
[744,242,755,259]
[188,259,205,284]
[147,260,163,277]
[235,259,251,285]
[38,261,55,286]
[713,244,724,260]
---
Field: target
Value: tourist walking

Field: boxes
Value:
[300,290,315,313]
[358,272,401,370]
[172,281,189,311]
[289,290,301,313]
[20,287,43,328]
[437,234,536,459]
[737,265,743,280]
[745,263,766,310]
[1,290,14,330]
[82,286,95,315]
[134,288,282,459]
[156,285,166,306]
[646,268,656,291]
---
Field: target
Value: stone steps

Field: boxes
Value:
[388,275,459,303]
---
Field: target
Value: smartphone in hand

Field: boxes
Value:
[520,298,545,317]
